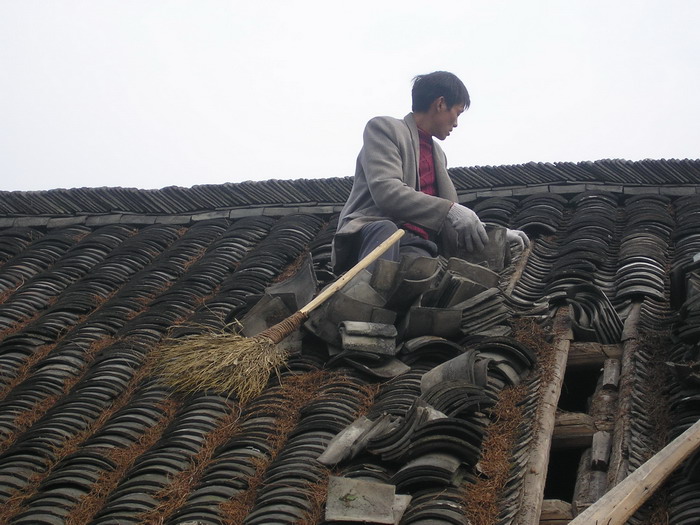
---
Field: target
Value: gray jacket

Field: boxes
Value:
[332,113,460,272]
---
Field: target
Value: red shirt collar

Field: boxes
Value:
[417,127,433,143]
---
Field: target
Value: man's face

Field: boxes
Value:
[434,100,466,141]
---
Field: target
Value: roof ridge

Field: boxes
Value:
[1,159,699,221]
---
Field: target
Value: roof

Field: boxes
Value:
[0,158,699,524]
[2,159,700,223]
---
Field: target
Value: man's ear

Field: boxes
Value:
[429,96,446,113]
[435,96,447,112]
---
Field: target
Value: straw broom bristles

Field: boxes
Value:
[153,311,307,402]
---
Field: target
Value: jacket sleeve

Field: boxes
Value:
[360,117,453,233]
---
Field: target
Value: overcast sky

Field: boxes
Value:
[1,1,699,191]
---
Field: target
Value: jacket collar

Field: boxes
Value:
[404,113,421,183]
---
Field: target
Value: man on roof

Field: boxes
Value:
[331,70,529,273]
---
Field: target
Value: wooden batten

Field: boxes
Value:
[566,342,622,369]
[552,412,595,449]
[571,363,618,515]
[588,382,618,433]
[608,301,642,487]
[539,499,574,524]
[514,307,573,525]
[572,448,608,515]
[602,359,620,390]
[590,431,612,470]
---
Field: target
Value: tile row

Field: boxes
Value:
[2,159,700,217]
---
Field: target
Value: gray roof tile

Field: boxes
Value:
[0,161,698,522]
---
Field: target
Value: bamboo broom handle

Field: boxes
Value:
[300,229,405,315]
[569,417,700,525]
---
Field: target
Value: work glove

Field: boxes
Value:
[506,228,530,250]
[447,203,489,252]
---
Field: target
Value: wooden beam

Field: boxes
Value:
[572,448,608,516]
[539,499,573,524]
[568,417,700,525]
[552,411,596,449]
[608,301,642,487]
[588,385,618,434]
[514,307,572,525]
[602,359,620,390]
[590,431,612,471]
[567,342,622,369]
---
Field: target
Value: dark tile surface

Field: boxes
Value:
[0,164,696,523]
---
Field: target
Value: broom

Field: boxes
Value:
[154,229,404,402]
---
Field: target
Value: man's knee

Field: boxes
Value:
[361,220,398,239]
[358,221,400,266]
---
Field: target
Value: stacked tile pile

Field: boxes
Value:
[242,238,537,523]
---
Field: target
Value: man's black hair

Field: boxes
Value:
[412,71,470,112]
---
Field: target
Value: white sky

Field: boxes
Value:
[1,0,699,191]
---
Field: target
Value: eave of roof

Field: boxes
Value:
[2,159,700,221]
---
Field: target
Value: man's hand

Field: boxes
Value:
[506,228,530,250]
[447,203,489,252]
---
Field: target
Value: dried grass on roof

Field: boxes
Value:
[217,371,335,524]
[463,384,527,525]
[0,350,170,523]
[356,381,381,417]
[0,341,57,399]
[0,473,43,525]
[634,329,673,457]
[65,398,178,525]
[628,329,674,525]
[296,473,331,525]
[463,316,553,525]
[0,334,117,455]
[0,285,19,305]
[218,455,268,525]
[513,315,556,384]
[273,249,308,283]
[295,377,377,524]
[181,246,208,271]
[138,406,241,525]
[0,295,59,339]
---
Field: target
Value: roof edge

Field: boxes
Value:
[2,159,700,220]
